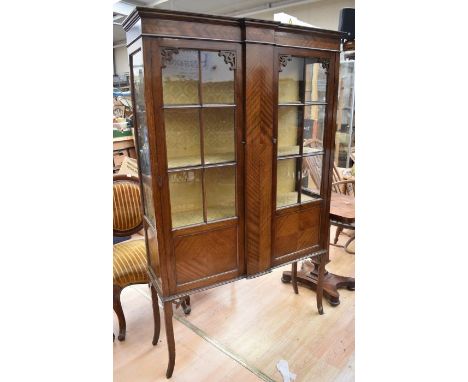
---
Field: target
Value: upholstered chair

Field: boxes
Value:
[113,174,191,342]
[113,174,148,341]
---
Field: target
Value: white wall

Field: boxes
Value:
[114,46,129,76]
[254,0,355,31]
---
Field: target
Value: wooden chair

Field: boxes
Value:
[302,138,354,252]
[330,179,355,253]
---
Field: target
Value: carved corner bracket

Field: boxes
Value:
[279,54,292,72]
[320,59,330,74]
[218,50,236,70]
[160,48,179,68]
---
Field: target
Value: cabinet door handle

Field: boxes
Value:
[272,138,277,144]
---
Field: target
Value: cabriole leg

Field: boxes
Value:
[150,283,161,346]
[164,301,175,378]
[113,285,126,341]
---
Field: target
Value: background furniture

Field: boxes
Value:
[123,8,343,378]
[113,137,137,173]
[282,190,355,305]
[331,179,355,253]
[113,174,190,342]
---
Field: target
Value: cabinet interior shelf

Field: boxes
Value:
[278,102,327,107]
[278,146,324,157]
[168,155,236,171]
[163,104,236,109]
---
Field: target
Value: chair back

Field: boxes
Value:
[113,174,143,237]
[303,138,342,191]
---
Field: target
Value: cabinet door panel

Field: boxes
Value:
[273,204,321,263]
[174,224,238,288]
[273,49,333,264]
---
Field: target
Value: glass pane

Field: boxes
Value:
[162,49,199,105]
[142,178,155,225]
[335,59,355,167]
[203,108,235,164]
[278,56,304,104]
[305,59,327,103]
[303,105,325,153]
[132,50,155,226]
[169,170,204,228]
[201,51,234,104]
[276,158,299,208]
[278,106,302,156]
[164,109,201,168]
[301,155,322,199]
[205,166,236,221]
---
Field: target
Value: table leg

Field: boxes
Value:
[282,259,354,306]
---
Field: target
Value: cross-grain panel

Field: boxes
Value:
[174,225,238,285]
[274,204,321,260]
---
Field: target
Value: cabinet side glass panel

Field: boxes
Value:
[162,49,199,105]
[146,224,162,287]
[132,50,155,226]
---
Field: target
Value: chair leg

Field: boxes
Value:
[150,283,161,346]
[333,226,343,244]
[113,285,126,341]
[164,301,176,378]
[291,262,298,294]
[181,296,191,315]
[344,234,355,254]
[316,254,326,315]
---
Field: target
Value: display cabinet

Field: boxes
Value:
[123,8,342,378]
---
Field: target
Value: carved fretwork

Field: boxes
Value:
[320,59,330,74]
[279,54,292,72]
[218,50,236,70]
[160,48,179,68]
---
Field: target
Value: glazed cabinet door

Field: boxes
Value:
[154,40,244,295]
[272,49,335,266]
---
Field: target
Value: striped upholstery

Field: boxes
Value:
[113,181,142,233]
[113,239,148,287]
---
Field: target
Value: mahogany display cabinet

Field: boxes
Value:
[123,7,343,378]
